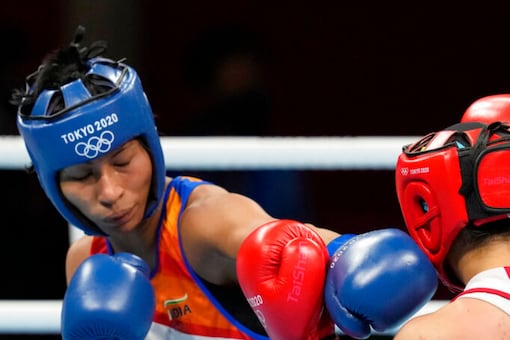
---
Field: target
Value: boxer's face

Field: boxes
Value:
[59,139,153,234]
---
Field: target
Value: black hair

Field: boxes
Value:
[10,25,108,116]
[445,218,510,286]
[10,25,110,175]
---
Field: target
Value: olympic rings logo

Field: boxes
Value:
[75,130,115,159]
[400,167,409,176]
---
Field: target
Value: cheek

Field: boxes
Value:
[59,182,90,211]
[130,153,153,195]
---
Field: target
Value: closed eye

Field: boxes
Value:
[62,170,93,182]
[114,160,130,167]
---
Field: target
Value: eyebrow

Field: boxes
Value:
[111,143,129,156]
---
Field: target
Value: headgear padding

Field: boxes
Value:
[462,94,510,124]
[17,57,166,236]
[396,121,510,291]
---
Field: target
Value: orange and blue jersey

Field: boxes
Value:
[91,176,268,339]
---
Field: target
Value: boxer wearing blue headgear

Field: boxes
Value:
[16,26,165,236]
[12,26,436,340]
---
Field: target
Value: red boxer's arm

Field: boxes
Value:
[236,219,334,340]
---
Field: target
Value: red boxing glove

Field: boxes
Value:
[236,219,334,340]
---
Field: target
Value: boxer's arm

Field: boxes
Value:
[180,184,342,285]
[65,235,94,284]
[180,185,275,284]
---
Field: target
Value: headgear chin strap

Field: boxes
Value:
[17,57,166,236]
[395,121,510,291]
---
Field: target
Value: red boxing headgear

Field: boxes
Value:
[395,121,510,291]
[462,94,510,124]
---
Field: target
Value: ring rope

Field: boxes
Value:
[0,135,418,170]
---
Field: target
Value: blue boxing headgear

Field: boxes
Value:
[16,56,166,236]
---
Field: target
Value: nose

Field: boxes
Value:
[96,166,123,206]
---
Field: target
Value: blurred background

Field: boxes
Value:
[2,1,510,339]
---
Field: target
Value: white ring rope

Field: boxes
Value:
[0,135,419,170]
[0,300,62,334]
[0,135,448,335]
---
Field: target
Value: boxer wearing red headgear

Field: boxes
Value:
[395,116,510,339]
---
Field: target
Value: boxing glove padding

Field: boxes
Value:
[61,253,155,340]
[237,219,334,340]
[324,228,437,339]
[327,234,356,257]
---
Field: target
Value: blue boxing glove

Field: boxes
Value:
[61,253,155,340]
[325,228,437,339]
